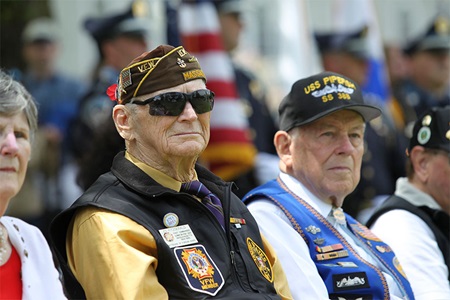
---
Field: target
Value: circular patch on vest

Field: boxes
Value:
[246,237,274,283]
[163,212,179,227]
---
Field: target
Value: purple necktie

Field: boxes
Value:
[181,180,225,229]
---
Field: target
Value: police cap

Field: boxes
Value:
[315,25,370,60]
[404,15,450,55]
[84,1,149,44]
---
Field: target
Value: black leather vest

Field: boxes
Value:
[50,153,281,299]
[366,195,450,281]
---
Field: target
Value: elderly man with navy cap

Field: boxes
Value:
[315,24,407,222]
[367,106,450,299]
[243,71,415,300]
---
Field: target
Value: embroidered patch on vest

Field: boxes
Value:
[246,237,274,283]
[316,250,349,261]
[350,223,381,241]
[174,245,224,296]
[316,243,344,253]
[332,272,370,291]
[329,293,373,300]
[375,245,392,253]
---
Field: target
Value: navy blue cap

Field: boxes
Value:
[84,1,149,43]
[315,25,370,59]
[404,15,450,55]
[408,106,450,153]
[278,71,381,132]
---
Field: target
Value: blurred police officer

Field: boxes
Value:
[315,25,406,219]
[69,2,149,189]
[390,15,450,139]
[214,0,280,197]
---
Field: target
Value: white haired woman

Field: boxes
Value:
[0,70,66,299]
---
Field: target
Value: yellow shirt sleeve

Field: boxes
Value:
[261,234,294,300]
[66,206,168,300]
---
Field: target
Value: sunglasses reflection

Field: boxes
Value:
[130,89,215,116]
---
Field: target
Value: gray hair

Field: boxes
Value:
[0,70,38,141]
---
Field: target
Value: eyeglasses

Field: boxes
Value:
[130,89,214,116]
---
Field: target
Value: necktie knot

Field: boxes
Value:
[181,180,213,200]
[181,180,225,228]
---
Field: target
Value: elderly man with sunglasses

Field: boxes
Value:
[49,45,292,300]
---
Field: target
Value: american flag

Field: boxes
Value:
[176,0,256,180]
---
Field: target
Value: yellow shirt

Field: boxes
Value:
[67,153,292,299]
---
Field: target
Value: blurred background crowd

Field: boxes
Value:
[0,0,449,239]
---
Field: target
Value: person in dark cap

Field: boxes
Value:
[315,25,371,86]
[243,71,415,300]
[367,105,450,299]
[68,1,149,190]
[315,25,407,220]
[214,0,280,198]
[50,44,293,299]
[390,14,450,139]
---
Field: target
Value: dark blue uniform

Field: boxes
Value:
[231,64,279,198]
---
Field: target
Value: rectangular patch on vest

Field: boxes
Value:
[332,272,370,291]
[329,293,373,300]
[316,249,349,260]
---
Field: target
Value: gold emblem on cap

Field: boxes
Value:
[177,58,186,68]
[422,115,432,126]
[435,16,450,35]
[177,48,187,57]
[132,0,149,17]
[137,60,156,73]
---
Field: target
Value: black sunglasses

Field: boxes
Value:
[130,89,215,116]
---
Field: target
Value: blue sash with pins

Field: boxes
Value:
[244,179,415,300]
